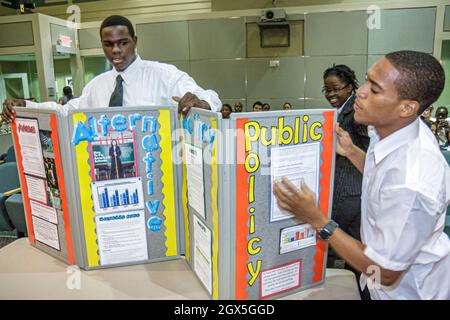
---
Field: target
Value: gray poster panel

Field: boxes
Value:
[183,108,336,300]
[181,108,222,297]
[228,109,336,299]
[13,106,182,270]
[66,106,182,270]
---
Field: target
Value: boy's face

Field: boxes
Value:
[436,108,448,120]
[422,108,432,118]
[253,104,262,112]
[101,25,137,72]
[221,106,232,118]
[354,58,407,130]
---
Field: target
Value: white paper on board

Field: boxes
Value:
[25,175,47,203]
[279,224,316,254]
[30,199,58,224]
[193,215,212,295]
[95,211,148,266]
[185,143,206,219]
[15,118,46,177]
[270,143,320,222]
[32,216,60,250]
[260,261,301,299]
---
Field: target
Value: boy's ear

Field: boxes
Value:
[400,100,420,118]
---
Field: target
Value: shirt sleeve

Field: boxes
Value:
[25,100,70,116]
[169,67,222,112]
[363,184,444,271]
[24,83,93,115]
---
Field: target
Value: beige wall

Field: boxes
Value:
[1,1,448,109]
[0,0,214,23]
[126,7,438,111]
[212,0,357,11]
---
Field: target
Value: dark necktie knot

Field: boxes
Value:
[109,75,124,107]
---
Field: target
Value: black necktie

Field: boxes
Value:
[109,75,123,107]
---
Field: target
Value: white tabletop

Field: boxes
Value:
[0,238,360,300]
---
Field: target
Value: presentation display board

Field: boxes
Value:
[180,109,222,298]
[183,109,336,300]
[12,106,335,298]
[12,107,182,270]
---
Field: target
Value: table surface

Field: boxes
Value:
[0,238,360,300]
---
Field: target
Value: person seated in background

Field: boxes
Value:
[220,103,232,119]
[283,102,293,110]
[234,101,243,112]
[321,64,370,297]
[434,106,450,148]
[252,101,263,112]
[431,122,437,135]
[435,106,449,124]
[262,103,271,111]
[446,130,450,150]
[58,86,76,105]
[420,105,434,128]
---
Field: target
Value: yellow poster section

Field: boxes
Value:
[180,119,190,262]
[72,112,99,267]
[158,110,178,256]
[210,117,220,300]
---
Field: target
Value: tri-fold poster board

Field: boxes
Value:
[12,106,336,300]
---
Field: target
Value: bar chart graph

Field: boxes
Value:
[280,224,316,254]
[98,187,139,208]
[92,177,144,214]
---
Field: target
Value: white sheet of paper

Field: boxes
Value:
[25,175,47,203]
[270,143,320,222]
[30,199,58,224]
[193,215,212,295]
[15,118,45,177]
[95,211,148,266]
[91,177,144,214]
[280,224,316,254]
[32,216,60,250]
[260,261,301,299]
[185,143,205,219]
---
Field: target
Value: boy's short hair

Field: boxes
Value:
[100,15,135,38]
[385,51,445,114]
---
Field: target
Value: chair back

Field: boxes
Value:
[5,146,16,163]
[0,162,20,193]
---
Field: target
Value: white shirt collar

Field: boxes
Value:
[111,54,142,85]
[337,94,353,115]
[372,118,420,165]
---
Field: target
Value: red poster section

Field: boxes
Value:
[312,110,335,283]
[12,115,74,264]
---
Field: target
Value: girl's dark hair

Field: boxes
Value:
[323,64,359,92]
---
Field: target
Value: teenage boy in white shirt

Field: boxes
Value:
[1,15,221,123]
[274,50,450,300]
